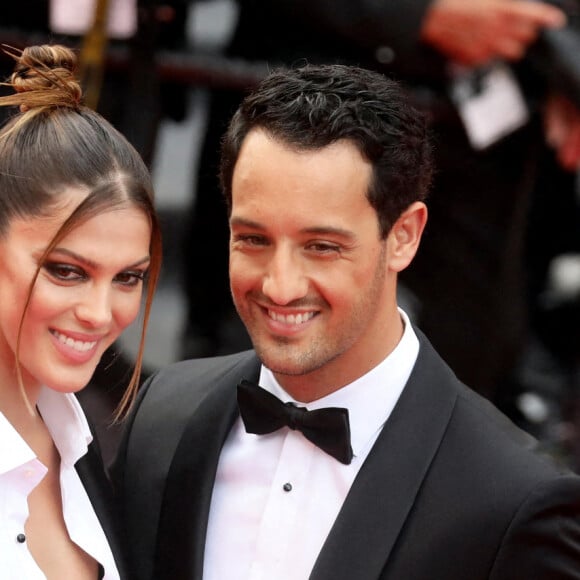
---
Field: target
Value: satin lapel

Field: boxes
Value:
[311,333,459,580]
[76,445,128,579]
[154,357,260,580]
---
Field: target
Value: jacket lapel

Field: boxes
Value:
[76,444,128,579]
[154,355,260,580]
[154,333,459,580]
[311,334,459,580]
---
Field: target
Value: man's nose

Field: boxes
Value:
[262,248,309,305]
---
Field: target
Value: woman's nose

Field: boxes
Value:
[74,285,113,328]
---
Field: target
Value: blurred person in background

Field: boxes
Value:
[0,0,190,199]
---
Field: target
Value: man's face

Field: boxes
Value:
[229,129,404,401]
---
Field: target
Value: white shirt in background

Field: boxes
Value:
[49,0,137,39]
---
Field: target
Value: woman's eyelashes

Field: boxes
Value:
[43,261,87,282]
[42,261,148,287]
[113,269,147,287]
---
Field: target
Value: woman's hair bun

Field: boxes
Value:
[3,44,82,111]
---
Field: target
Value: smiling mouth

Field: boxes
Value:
[267,310,316,325]
[51,330,98,352]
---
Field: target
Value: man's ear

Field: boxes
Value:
[387,201,428,272]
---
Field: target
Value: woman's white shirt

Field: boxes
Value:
[0,387,120,579]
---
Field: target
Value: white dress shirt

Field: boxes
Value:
[49,0,137,39]
[204,309,420,580]
[0,387,120,579]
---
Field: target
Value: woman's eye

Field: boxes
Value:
[114,270,146,287]
[43,262,86,281]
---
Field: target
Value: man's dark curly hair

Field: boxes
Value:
[220,63,433,238]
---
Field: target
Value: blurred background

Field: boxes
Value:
[1,0,579,471]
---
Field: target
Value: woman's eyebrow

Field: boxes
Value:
[49,247,151,269]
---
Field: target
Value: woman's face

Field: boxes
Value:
[0,190,152,395]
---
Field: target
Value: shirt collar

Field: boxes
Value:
[37,388,93,467]
[0,413,37,475]
[0,388,92,474]
[260,308,419,457]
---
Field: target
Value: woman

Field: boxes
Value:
[0,44,162,578]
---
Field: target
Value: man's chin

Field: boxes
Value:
[255,343,324,378]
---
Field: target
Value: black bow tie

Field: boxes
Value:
[237,380,354,465]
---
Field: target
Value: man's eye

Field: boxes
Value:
[307,242,341,254]
[114,270,146,287]
[235,234,268,246]
[43,262,86,281]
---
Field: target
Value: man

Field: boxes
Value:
[114,64,580,580]
[180,0,580,409]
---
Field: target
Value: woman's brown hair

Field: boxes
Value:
[0,44,162,419]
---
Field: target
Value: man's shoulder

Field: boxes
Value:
[413,330,570,482]
[119,349,260,479]
[154,348,258,377]
[140,349,259,402]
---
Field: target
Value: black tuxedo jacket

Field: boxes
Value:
[113,332,580,580]
[76,435,129,579]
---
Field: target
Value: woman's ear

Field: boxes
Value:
[387,201,428,272]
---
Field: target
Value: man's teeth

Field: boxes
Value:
[268,311,315,325]
[53,330,97,352]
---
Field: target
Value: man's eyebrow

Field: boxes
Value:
[49,247,151,269]
[301,226,356,240]
[229,216,266,230]
[230,217,355,237]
